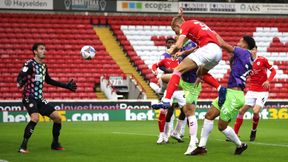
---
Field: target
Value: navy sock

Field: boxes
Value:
[53,123,61,143]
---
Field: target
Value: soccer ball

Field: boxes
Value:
[80,45,96,60]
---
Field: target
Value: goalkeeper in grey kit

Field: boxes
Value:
[17,43,77,153]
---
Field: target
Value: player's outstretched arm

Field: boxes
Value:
[215,32,234,55]
[168,37,185,55]
[179,46,197,57]
[45,68,77,92]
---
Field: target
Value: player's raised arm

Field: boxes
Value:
[177,46,197,57]
[215,32,234,54]
[168,37,185,55]
[45,68,77,92]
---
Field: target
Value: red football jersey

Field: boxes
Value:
[248,56,273,92]
[180,20,219,47]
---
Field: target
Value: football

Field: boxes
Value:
[80,45,96,60]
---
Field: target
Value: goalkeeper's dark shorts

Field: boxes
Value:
[22,97,55,117]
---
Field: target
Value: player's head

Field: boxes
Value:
[166,37,176,49]
[171,15,185,35]
[32,43,46,59]
[251,45,258,58]
[237,36,255,50]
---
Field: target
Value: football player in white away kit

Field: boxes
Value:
[157,91,186,144]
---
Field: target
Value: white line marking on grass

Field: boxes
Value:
[0,159,9,162]
[215,139,288,148]
[248,141,288,148]
[112,133,288,148]
[112,132,157,137]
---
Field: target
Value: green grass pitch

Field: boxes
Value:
[0,120,287,162]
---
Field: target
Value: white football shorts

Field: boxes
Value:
[188,43,222,70]
[245,91,269,108]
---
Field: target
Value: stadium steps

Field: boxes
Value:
[95,91,107,99]
[94,27,158,99]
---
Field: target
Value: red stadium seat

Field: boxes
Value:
[0,13,125,100]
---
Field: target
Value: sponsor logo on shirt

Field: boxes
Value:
[35,74,44,81]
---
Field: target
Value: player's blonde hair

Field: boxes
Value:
[171,15,185,27]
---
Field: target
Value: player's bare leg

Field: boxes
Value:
[153,60,223,109]
[250,105,261,141]
[152,58,197,109]
[18,113,39,153]
[150,73,171,94]
[233,105,252,135]
[183,103,198,155]
[163,58,196,102]
[50,111,64,150]
[197,66,227,107]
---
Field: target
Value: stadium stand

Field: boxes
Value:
[107,16,288,99]
[0,13,123,100]
[0,13,287,100]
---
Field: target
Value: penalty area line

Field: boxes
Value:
[215,139,288,148]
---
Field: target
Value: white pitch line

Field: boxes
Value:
[112,132,157,137]
[112,132,288,148]
[215,139,288,148]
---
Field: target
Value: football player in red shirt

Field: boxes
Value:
[152,8,226,154]
[152,8,226,110]
[233,46,276,141]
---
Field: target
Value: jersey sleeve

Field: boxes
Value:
[160,53,171,60]
[157,59,172,73]
[263,57,273,69]
[45,67,67,89]
[151,63,158,72]
[157,59,165,67]
[233,47,245,58]
[189,41,197,48]
[180,21,190,37]
[16,61,32,88]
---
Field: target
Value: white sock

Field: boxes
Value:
[159,79,163,92]
[222,126,242,147]
[198,119,214,147]
[180,117,187,136]
[188,115,198,147]
[164,122,170,137]
[169,114,175,131]
[175,119,184,134]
